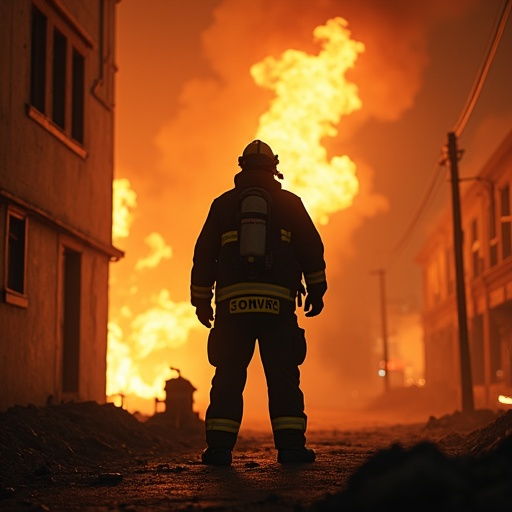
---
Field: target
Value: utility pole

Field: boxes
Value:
[446,132,475,414]
[372,268,390,392]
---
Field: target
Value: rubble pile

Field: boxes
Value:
[0,401,177,489]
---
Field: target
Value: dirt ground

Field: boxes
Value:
[1,394,511,511]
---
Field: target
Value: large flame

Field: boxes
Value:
[107,288,197,403]
[108,178,199,405]
[112,178,137,240]
[252,17,363,225]
[108,17,364,415]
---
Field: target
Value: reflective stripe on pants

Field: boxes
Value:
[271,416,306,432]
[205,418,240,434]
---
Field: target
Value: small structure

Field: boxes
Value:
[159,368,201,428]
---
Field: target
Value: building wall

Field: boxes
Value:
[417,130,512,411]
[0,0,122,411]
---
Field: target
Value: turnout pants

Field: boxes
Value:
[205,312,308,450]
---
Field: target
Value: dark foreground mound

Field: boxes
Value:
[311,410,512,511]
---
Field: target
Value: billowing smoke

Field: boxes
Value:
[112,0,487,425]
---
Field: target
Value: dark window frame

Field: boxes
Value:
[470,218,481,278]
[488,183,498,267]
[4,208,29,308]
[28,2,88,153]
[29,6,47,113]
[51,27,67,130]
[500,183,511,260]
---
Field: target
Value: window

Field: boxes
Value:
[30,6,46,112]
[427,249,446,308]
[490,313,503,384]
[71,49,85,142]
[5,209,28,307]
[29,4,86,145]
[470,315,485,386]
[52,28,67,130]
[470,219,481,277]
[500,184,511,260]
[488,183,498,267]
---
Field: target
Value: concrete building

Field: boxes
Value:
[416,129,512,411]
[0,0,122,411]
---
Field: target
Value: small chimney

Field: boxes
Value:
[164,367,199,428]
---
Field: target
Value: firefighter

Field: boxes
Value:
[190,140,327,466]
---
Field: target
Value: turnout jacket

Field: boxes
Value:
[190,169,327,315]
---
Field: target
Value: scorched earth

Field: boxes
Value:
[0,390,511,511]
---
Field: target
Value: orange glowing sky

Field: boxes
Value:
[111,0,512,425]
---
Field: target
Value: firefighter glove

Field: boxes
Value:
[304,282,327,317]
[304,294,324,317]
[195,301,214,328]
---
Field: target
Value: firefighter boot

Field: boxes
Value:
[277,447,316,464]
[274,428,315,464]
[201,447,232,466]
[202,429,236,466]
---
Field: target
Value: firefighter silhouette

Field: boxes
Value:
[191,140,327,465]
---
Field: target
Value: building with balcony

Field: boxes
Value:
[0,0,122,411]
[416,129,512,411]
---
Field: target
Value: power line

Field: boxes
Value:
[453,0,512,137]
[386,156,446,267]
[384,0,511,267]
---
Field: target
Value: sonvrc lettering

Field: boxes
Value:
[229,297,279,313]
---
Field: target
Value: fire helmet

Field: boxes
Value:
[238,140,283,179]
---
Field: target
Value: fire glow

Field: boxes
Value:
[252,17,363,225]
[108,18,364,415]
